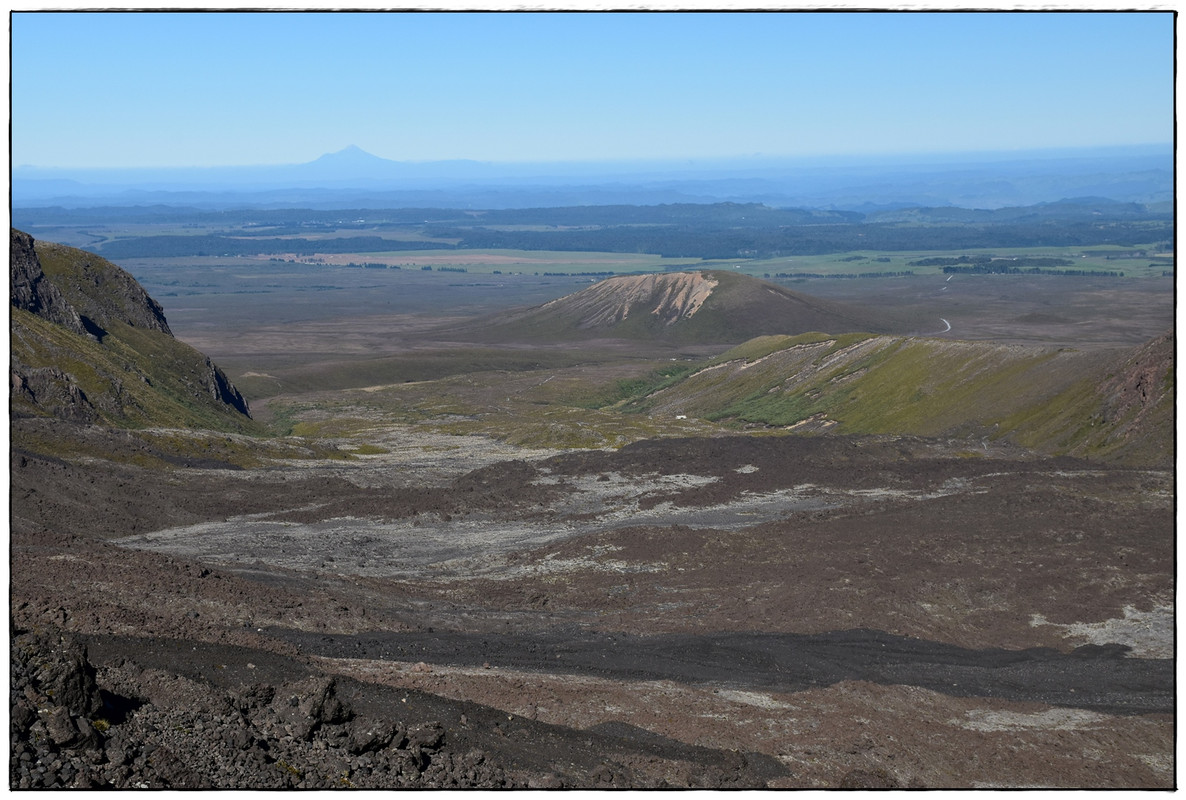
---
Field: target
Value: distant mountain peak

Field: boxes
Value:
[311,145,387,164]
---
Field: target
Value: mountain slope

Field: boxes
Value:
[10,230,253,431]
[1000,329,1174,465]
[611,330,1173,466]
[461,270,907,345]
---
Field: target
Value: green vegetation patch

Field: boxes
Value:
[346,443,390,455]
[422,402,714,450]
[698,338,1081,437]
[603,331,1142,460]
[572,362,698,410]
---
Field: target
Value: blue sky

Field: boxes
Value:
[11,10,1174,168]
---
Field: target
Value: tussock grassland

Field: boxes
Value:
[234,347,601,400]
[597,332,1170,465]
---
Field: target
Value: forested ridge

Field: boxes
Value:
[14,200,1172,262]
[435,219,1168,259]
[96,235,454,259]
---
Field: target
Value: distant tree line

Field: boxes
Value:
[542,271,615,277]
[941,265,1125,276]
[771,271,915,279]
[437,220,1171,260]
[909,255,1075,268]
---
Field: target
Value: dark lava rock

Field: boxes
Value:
[43,706,102,750]
[17,631,103,716]
[12,627,790,789]
[346,720,402,754]
[272,676,353,741]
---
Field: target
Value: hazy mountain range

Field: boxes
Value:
[12,144,1172,211]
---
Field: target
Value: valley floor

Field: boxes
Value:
[10,422,1174,788]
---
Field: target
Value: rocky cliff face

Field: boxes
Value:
[199,355,251,418]
[10,229,252,427]
[10,229,86,336]
[30,237,173,339]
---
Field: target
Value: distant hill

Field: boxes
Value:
[457,270,909,345]
[10,229,253,430]
[606,330,1173,466]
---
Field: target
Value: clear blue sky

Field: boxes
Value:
[11,10,1174,168]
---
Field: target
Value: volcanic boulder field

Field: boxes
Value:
[9,232,1175,789]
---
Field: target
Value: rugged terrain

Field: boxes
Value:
[8,232,1175,788]
[9,426,1175,788]
[10,230,252,429]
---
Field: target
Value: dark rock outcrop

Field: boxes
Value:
[10,229,85,336]
[33,239,173,338]
[9,365,100,424]
[202,356,252,418]
[8,630,510,789]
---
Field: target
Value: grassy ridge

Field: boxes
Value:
[570,363,698,410]
[998,331,1174,464]
[606,332,1170,464]
[12,308,260,434]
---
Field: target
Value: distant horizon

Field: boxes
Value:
[12,137,1171,213]
[13,141,1174,174]
[12,11,1172,170]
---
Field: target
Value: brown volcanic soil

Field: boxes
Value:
[10,428,1174,788]
[536,271,720,328]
